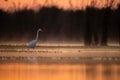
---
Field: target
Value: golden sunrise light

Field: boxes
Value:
[0,0,120,12]
[0,0,120,80]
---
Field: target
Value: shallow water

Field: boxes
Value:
[0,45,120,80]
[0,64,120,80]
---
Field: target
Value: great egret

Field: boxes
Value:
[28,28,42,48]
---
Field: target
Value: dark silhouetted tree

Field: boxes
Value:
[101,0,114,46]
[116,5,120,45]
[85,7,100,46]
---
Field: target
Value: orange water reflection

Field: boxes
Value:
[0,64,120,80]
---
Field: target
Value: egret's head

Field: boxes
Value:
[38,28,42,32]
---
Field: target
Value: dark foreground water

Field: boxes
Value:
[0,64,120,80]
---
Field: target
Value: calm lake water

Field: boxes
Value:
[0,45,120,80]
[0,64,120,80]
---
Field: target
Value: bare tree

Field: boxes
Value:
[101,0,114,46]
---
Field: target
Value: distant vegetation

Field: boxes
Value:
[0,5,120,46]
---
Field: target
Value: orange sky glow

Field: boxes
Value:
[0,0,120,12]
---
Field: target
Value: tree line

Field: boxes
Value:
[0,5,120,46]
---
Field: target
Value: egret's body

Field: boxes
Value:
[28,28,42,48]
[28,40,37,48]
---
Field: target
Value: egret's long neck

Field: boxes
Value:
[36,30,40,41]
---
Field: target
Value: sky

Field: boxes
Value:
[0,0,120,12]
